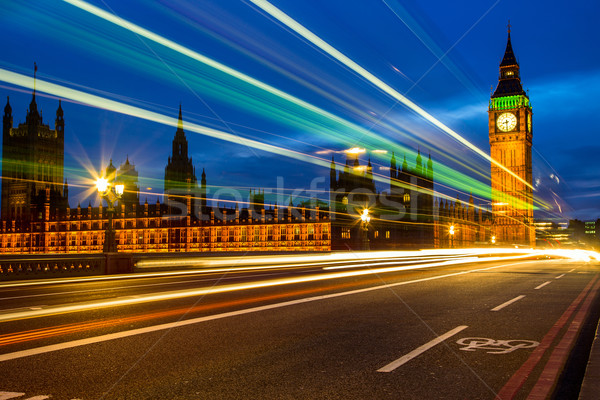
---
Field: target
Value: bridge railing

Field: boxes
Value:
[0,254,107,281]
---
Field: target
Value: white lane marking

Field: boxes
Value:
[567,268,575,273]
[24,396,50,400]
[535,281,551,290]
[491,295,526,311]
[377,325,468,372]
[0,393,25,400]
[0,262,533,362]
[555,274,565,279]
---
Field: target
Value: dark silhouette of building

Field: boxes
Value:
[2,84,68,225]
[116,157,140,210]
[163,105,210,221]
[329,149,434,250]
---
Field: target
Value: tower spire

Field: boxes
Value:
[492,24,525,98]
[27,64,40,124]
[177,103,183,132]
[499,25,517,68]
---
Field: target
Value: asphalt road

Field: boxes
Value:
[0,255,598,399]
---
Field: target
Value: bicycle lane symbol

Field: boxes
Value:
[456,337,539,354]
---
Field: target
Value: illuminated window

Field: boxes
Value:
[341,228,351,239]
[342,196,348,205]
[374,231,379,239]
[403,193,410,203]
[385,231,390,239]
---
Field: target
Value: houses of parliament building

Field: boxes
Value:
[0,91,489,254]
[0,28,532,254]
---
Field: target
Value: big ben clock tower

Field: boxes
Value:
[489,25,535,247]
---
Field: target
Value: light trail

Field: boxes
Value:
[0,255,531,323]
[0,277,404,346]
[2,248,595,323]
[55,0,514,203]
[3,2,555,213]
[247,0,533,191]
[2,66,495,206]
[58,0,381,149]
[0,68,335,173]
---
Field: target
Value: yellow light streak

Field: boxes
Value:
[0,253,535,323]
[248,0,533,190]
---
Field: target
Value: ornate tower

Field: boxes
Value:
[164,105,198,216]
[1,77,66,223]
[489,25,534,246]
[117,156,140,209]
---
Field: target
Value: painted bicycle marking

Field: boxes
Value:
[456,337,539,354]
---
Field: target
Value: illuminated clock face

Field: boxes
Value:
[497,112,517,132]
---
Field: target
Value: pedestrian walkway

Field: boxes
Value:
[579,318,600,399]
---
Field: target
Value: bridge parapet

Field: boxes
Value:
[0,254,108,281]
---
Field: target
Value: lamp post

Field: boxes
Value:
[361,208,371,251]
[449,224,455,248]
[96,177,124,253]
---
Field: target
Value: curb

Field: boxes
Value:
[579,318,600,399]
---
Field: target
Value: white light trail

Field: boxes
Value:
[248,0,533,190]
[59,0,384,150]
[0,68,331,171]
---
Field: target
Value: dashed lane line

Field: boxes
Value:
[491,295,526,311]
[535,281,551,290]
[0,393,25,400]
[0,393,50,400]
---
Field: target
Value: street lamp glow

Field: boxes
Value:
[115,183,125,196]
[491,235,496,244]
[449,225,455,235]
[96,177,109,194]
[361,209,371,223]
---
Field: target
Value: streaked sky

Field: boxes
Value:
[0,0,598,221]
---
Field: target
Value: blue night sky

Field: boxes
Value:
[0,0,598,221]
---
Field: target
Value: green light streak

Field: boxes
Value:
[4,1,547,211]
[248,0,534,191]
[2,68,501,206]
[0,68,331,170]
[56,0,502,200]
